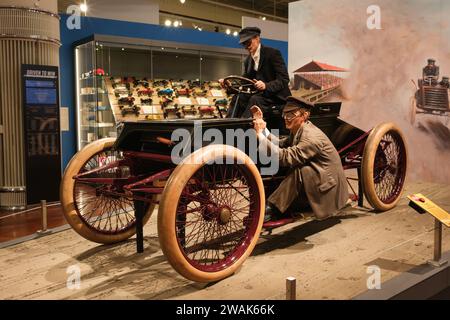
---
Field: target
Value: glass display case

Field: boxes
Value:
[75,41,116,150]
[74,35,246,150]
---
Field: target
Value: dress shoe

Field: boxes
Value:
[264,204,282,222]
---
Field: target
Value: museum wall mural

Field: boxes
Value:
[289,0,450,184]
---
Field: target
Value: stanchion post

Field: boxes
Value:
[428,218,447,267]
[37,200,51,235]
[41,200,47,231]
[286,277,296,300]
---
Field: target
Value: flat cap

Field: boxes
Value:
[239,27,261,44]
[427,58,436,63]
[283,96,314,114]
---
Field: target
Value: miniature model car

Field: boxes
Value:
[157,88,174,97]
[213,98,228,107]
[153,79,169,88]
[198,105,217,118]
[118,95,135,105]
[159,96,175,109]
[119,104,140,117]
[187,79,205,89]
[61,75,408,284]
[137,88,154,97]
[208,81,222,89]
[163,104,181,119]
[140,98,153,105]
[181,105,197,117]
[96,68,105,76]
[198,106,217,113]
[171,80,186,88]
[175,88,190,97]
[192,88,208,97]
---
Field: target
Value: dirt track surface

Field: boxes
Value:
[1,181,449,300]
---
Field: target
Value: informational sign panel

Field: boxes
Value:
[22,65,61,204]
[408,193,450,227]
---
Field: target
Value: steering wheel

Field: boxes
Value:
[223,75,259,95]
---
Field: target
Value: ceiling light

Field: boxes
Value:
[226,28,231,35]
[80,3,88,12]
[198,27,202,31]
[233,31,238,37]
[121,48,125,51]
[180,0,186,3]
[165,19,172,27]
[173,21,179,27]
[262,16,266,21]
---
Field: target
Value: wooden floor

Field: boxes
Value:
[0,181,449,300]
[0,204,67,242]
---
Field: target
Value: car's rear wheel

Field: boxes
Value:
[361,123,408,211]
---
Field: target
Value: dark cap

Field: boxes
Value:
[239,27,261,44]
[428,58,436,63]
[283,96,314,114]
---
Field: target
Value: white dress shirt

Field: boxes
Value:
[252,44,261,71]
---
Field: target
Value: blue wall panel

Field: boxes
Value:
[59,14,288,168]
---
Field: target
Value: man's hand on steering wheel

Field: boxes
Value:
[222,76,259,95]
[253,79,266,91]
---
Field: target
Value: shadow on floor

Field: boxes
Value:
[252,214,361,256]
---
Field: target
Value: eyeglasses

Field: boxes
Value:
[282,111,300,121]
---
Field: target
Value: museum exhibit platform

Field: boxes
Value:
[0,180,449,300]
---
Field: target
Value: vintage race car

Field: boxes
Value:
[192,88,208,97]
[175,88,191,97]
[137,88,154,97]
[119,104,140,117]
[171,80,186,88]
[118,95,135,105]
[153,79,170,88]
[157,88,174,97]
[159,96,175,109]
[188,79,205,89]
[411,76,450,124]
[140,98,153,105]
[61,75,408,284]
[208,81,222,89]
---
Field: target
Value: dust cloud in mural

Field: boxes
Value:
[289,0,450,183]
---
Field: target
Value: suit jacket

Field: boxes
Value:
[270,121,349,219]
[243,45,291,102]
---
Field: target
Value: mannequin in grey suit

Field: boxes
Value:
[252,96,349,221]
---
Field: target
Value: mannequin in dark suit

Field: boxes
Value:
[221,27,291,118]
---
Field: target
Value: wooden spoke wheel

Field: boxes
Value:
[362,123,408,211]
[60,138,155,244]
[158,145,265,282]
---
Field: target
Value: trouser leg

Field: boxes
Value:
[267,168,303,214]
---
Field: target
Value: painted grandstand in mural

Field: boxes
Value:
[291,60,348,102]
